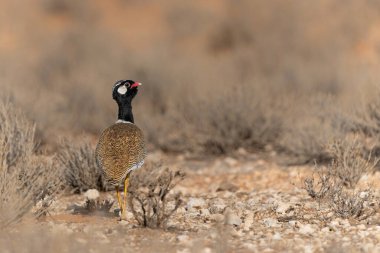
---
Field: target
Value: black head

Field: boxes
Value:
[112,80,142,104]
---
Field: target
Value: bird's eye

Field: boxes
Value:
[126,83,131,88]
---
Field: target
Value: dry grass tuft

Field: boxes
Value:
[326,138,378,188]
[57,140,106,193]
[303,138,378,219]
[128,164,185,228]
[0,101,62,227]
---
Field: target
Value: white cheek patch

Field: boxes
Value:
[117,85,128,94]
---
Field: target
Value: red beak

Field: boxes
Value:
[131,82,142,88]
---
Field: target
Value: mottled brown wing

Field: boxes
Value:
[95,123,145,186]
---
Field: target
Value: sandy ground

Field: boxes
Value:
[2,151,380,253]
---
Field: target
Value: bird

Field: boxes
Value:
[95,80,145,219]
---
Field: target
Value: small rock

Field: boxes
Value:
[84,189,100,200]
[289,220,298,227]
[272,233,282,240]
[358,230,369,238]
[224,157,238,166]
[230,228,243,238]
[359,191,370,198]
[201,247,212,253]
[210,214,225,223]
[225,211,242,226]
[263,218,280,228]
[276,202,291,214]
[187,198,206,210]
[303,245,314,253]
[200,209,210,218]
[321,227,330,233]
[216,181,238,192]
[243,243,256,251]
[237,148,248,155]
[299,224,315,235]
[177,235,190,244]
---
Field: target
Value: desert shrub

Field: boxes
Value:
[179,83,284,154]
[326,138,378,188]
[128,164,185,228]
[305,171,375,219]
[277,95,348,164]
[57,140,106,193]
[330,189,374,219]
[0,101,62,227]
[303,138,378,219]
[4,0,380,158]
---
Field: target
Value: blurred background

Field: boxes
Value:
[2,0,380,163]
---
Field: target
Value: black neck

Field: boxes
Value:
[117,101,134,123]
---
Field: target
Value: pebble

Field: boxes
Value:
[273,233,282,240]
[177,235,190,244]
[84,189,100,200]
[210,214,225,223]
[321,227,330,233]
[201,208,210,217]
[224,157,238,167]
[187,198,206,210]
[303,245,314,253]
[263,218,280,228]
[225,211,242,226]
[201,247,212,253]
[276,202,291,214]
[299,224,315,235]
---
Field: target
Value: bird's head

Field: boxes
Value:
[112,80,142,103]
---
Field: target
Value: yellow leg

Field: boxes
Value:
[116,186,123,213]
[123,177,129,216]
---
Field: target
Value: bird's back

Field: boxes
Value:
[96,122,145,186]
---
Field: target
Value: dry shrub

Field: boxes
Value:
[180,83,284,154]
[330,190,374,219]
[349,89,380,162]
[304,138,378,219]
[128,164,185,228]
[57,140,106,193]
[326,138,378,188]
[69,190,114,216]
[0,101,62,227]
[278,95,348,164]
[4,0,380,158]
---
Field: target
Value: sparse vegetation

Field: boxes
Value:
[304,138,378,219]
[128,164,185,228]
[0,101,62,227]
[57,140,106,193]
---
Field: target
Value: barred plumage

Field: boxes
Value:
[95,122,145,187]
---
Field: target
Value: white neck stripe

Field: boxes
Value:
[116,120,133,124]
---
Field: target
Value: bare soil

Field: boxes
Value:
[5,151,380,253]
